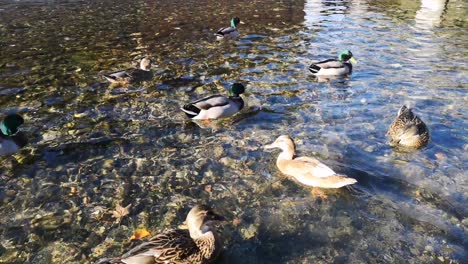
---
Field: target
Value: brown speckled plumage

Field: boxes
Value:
[97,205,223,264]
[387,105,429,148]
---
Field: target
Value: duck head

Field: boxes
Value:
[264,135,296,152]
[396,105,417,122]
[338,50,357,64]
[229,83,245,96]
[187,205,225,239]
[1,114,24,136]
[139,58,152,71]
[231,17,241,28]
[398,105,411,116]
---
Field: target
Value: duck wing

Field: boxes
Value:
[310,59,345,69]
[181,95,230,118]
[119,229,197,263]
[191,95,230,110]
[106,69,134,78]
[395,122,419,138]
[293,156,337,178]
[103,68,133,82]
[278,157,356,188]
[216,26,236,36]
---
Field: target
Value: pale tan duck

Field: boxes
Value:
[97,205,225,264]
[265,135,357,194]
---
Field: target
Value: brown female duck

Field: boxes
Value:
[387,105,429,148]
[97,205,225,264]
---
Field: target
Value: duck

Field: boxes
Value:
[181,83,245,120]
[103,58,153,85]
[0,114,28,156]
[308,50,357,76]
[97,205,225,264]
[215,17,241,40]
[264,135,357,196]
[387,105,429,148]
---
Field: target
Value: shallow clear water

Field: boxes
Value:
[0,0,467,263]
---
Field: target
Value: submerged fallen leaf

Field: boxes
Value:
[130,228,150,240]
[91,206,106,220]
[68,186,77,196]
[112,203,131,220]
[435,152,446,160]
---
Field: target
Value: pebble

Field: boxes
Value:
[240,224,258,239]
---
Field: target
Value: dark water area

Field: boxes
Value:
[0,0,467,263]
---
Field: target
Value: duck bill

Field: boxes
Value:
[350,57,358,64]
[264,143,277,150]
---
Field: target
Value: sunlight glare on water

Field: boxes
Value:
[0,0,466,263]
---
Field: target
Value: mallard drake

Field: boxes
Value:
[308,50,357,76]
[181,83,245,120]
[387,105,429,148]
[215,17,241,40]
[103,58,152,85]
[265,135,357,189]
[97,205,225,264]
[0,114,28,156]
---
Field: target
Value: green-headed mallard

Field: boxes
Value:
[387,105,429,148]
[181,83,245,120]
[97,205,225,264]
[215,17,241,40]
[0,114,28,156]
[103,58,152,85]
[308,50,357,76]
[265,135,357,190]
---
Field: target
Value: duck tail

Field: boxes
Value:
[103,74,117,83]
[333,174,358,188]
[308,64,320,74]
[180,104,200,118]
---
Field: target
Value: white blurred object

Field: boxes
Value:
[415,0,448,28]
[303,0,323,28]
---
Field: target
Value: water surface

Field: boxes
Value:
[0,0,467,263]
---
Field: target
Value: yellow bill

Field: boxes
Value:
[350,57,358,64]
